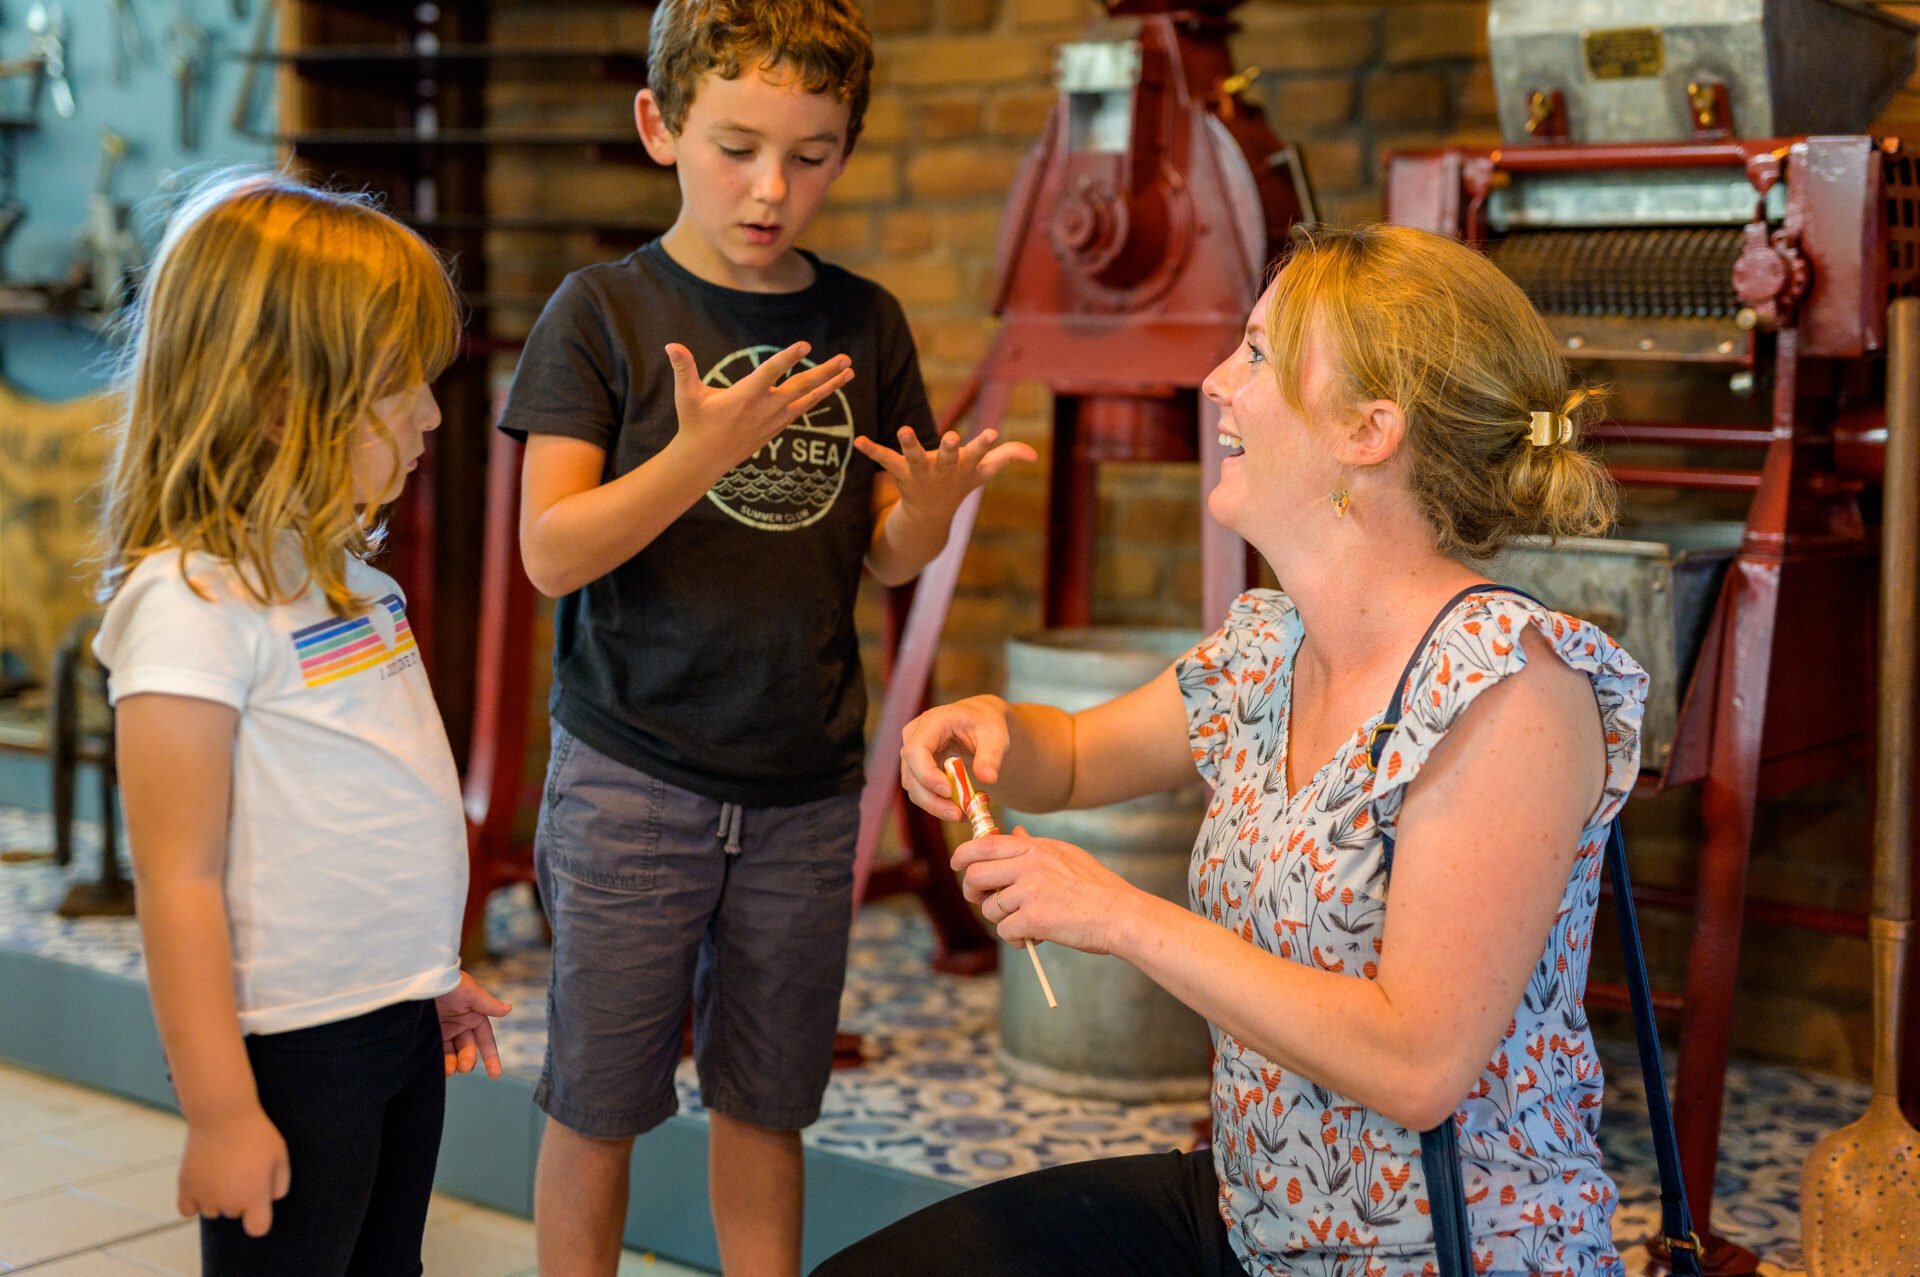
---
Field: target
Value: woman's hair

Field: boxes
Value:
[647,0,874,145]
[100,171,459,615]
[1266,223,1614,559]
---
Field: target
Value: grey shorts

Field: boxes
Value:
[532,723,859,1140]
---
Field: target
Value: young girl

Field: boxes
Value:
[93,173,510,1275]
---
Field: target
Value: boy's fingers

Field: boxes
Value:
[740,341,814,390]
[936,431,962,466]
[242,1198,273,1238]
[897,426,930,461]
[976,441,1040,479]
[852,436,910,481]
[783,366,854,415]
[663,344,702,401]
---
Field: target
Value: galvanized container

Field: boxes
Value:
[1488,0,1915,145]
[1480,522,1742,769]
[998,627,1213,1102]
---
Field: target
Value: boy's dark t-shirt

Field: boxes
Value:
[498,241,936,807]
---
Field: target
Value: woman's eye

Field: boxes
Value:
[1246,342,1265,364]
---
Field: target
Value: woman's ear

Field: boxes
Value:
[635,89,678,166]
[1340,398,1407,468]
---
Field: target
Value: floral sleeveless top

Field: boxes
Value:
[1175,590,1648,1277]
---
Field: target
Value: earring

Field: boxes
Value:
[1330,478,1352,518]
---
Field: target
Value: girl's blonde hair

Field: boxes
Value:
[1266,223,1614,559]
[101,172,459,615]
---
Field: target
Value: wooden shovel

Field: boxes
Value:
[1800,297,1920,1274]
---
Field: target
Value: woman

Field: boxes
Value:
[816,225,1647,1277]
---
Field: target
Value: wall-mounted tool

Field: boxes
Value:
[108,0,149,87]
[71,130,138,311]
[165,7,208,149]
[25,3,73,118]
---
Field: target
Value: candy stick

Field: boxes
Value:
[942,756,1059,1010]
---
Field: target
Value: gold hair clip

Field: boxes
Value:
[1527,411,1573,447]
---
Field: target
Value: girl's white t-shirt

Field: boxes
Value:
[95,547,467,1035]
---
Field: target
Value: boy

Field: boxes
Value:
[498,3,1034,1274]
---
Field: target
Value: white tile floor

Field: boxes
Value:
[0,1062,710,1276]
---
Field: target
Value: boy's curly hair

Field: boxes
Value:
[647,0,874,145]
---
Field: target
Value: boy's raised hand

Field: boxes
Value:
[664,340,854,471]
[854,426,1037,520]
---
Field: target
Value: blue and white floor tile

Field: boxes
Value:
[0,806,1867,1273]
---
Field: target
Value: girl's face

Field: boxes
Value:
[1200,280,1342,543]
[351,382,441,506]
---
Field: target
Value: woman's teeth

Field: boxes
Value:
[1218,433,1243,453]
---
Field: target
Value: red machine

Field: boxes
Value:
[1388,2,1919,1270]
[850,0,1312,931]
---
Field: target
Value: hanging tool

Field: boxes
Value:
[107,0,148,87]
[26,3,74,118]
[166,8,208,150]
[230,0,273,136]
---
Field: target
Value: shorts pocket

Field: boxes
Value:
[538,728,665,894]
[803,794,860,897]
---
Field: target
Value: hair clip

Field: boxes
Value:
[1527,411,1573,447]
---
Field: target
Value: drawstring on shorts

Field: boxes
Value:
[718,802,744,856]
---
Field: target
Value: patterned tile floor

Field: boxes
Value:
[0,806,1864,1274]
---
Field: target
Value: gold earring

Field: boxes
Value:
[1330,478,1352,518]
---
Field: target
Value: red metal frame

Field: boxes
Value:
[1389,134,1912,1276]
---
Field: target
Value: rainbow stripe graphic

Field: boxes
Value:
[292,594,416,689]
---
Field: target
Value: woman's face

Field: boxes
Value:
[1200,279,1341,543]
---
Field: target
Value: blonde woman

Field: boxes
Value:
[818,225,1648,1277]
[94,174,509,1276]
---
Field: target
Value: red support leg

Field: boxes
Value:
[1044,394,1096,629]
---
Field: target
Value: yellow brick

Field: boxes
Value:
[927,316,996,363]
[1011,0,1094,30]
[869,0,935,36]
[939,207,1006,252]
[860,96,911,147]
[1267,75,1358,129]
[1362,70,1449,123]
[1454,64,1498,124]
[990,87,1059,138]
[866,258,967,305]
[941,0,1001,31]
[907,145,1026,199]
[921,94,985,140]
[1301,137,1366,192]
[1095,548,1163,601]
[1381,4,1488,65]
[880,209,938,256]
[800,209,876,255]
[828,149,902,204]
[878,36,1051,88]
[1230,8,1378,75]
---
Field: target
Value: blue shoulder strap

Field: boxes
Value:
[1367,584,1702,1277]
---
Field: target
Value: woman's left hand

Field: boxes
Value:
[953,828,1139,956]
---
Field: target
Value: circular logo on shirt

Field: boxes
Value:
[702,346,855,531]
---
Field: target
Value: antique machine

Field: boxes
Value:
[1386,1,1918,1270]
[849,0,1313,943]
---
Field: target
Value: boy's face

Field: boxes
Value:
[637,62,851,289]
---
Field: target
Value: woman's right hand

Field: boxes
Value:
[900,694,1012,821]
[178,1103,290,1238]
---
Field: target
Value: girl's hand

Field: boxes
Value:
[664,340,855,472]
[852,427,1036,526]
[900,695,1013,821]
[178,1104,289,1238]
[953,827,1139,956]
[436,971,513,1079]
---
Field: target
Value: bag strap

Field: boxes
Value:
[1366,584,1703,1277]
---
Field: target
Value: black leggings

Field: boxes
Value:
[201,998,445,1277]
[812,1149,1250,1277]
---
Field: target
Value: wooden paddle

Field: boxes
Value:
[1800,298,1920,1273]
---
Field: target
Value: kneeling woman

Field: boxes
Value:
[818,225,1647,1277]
